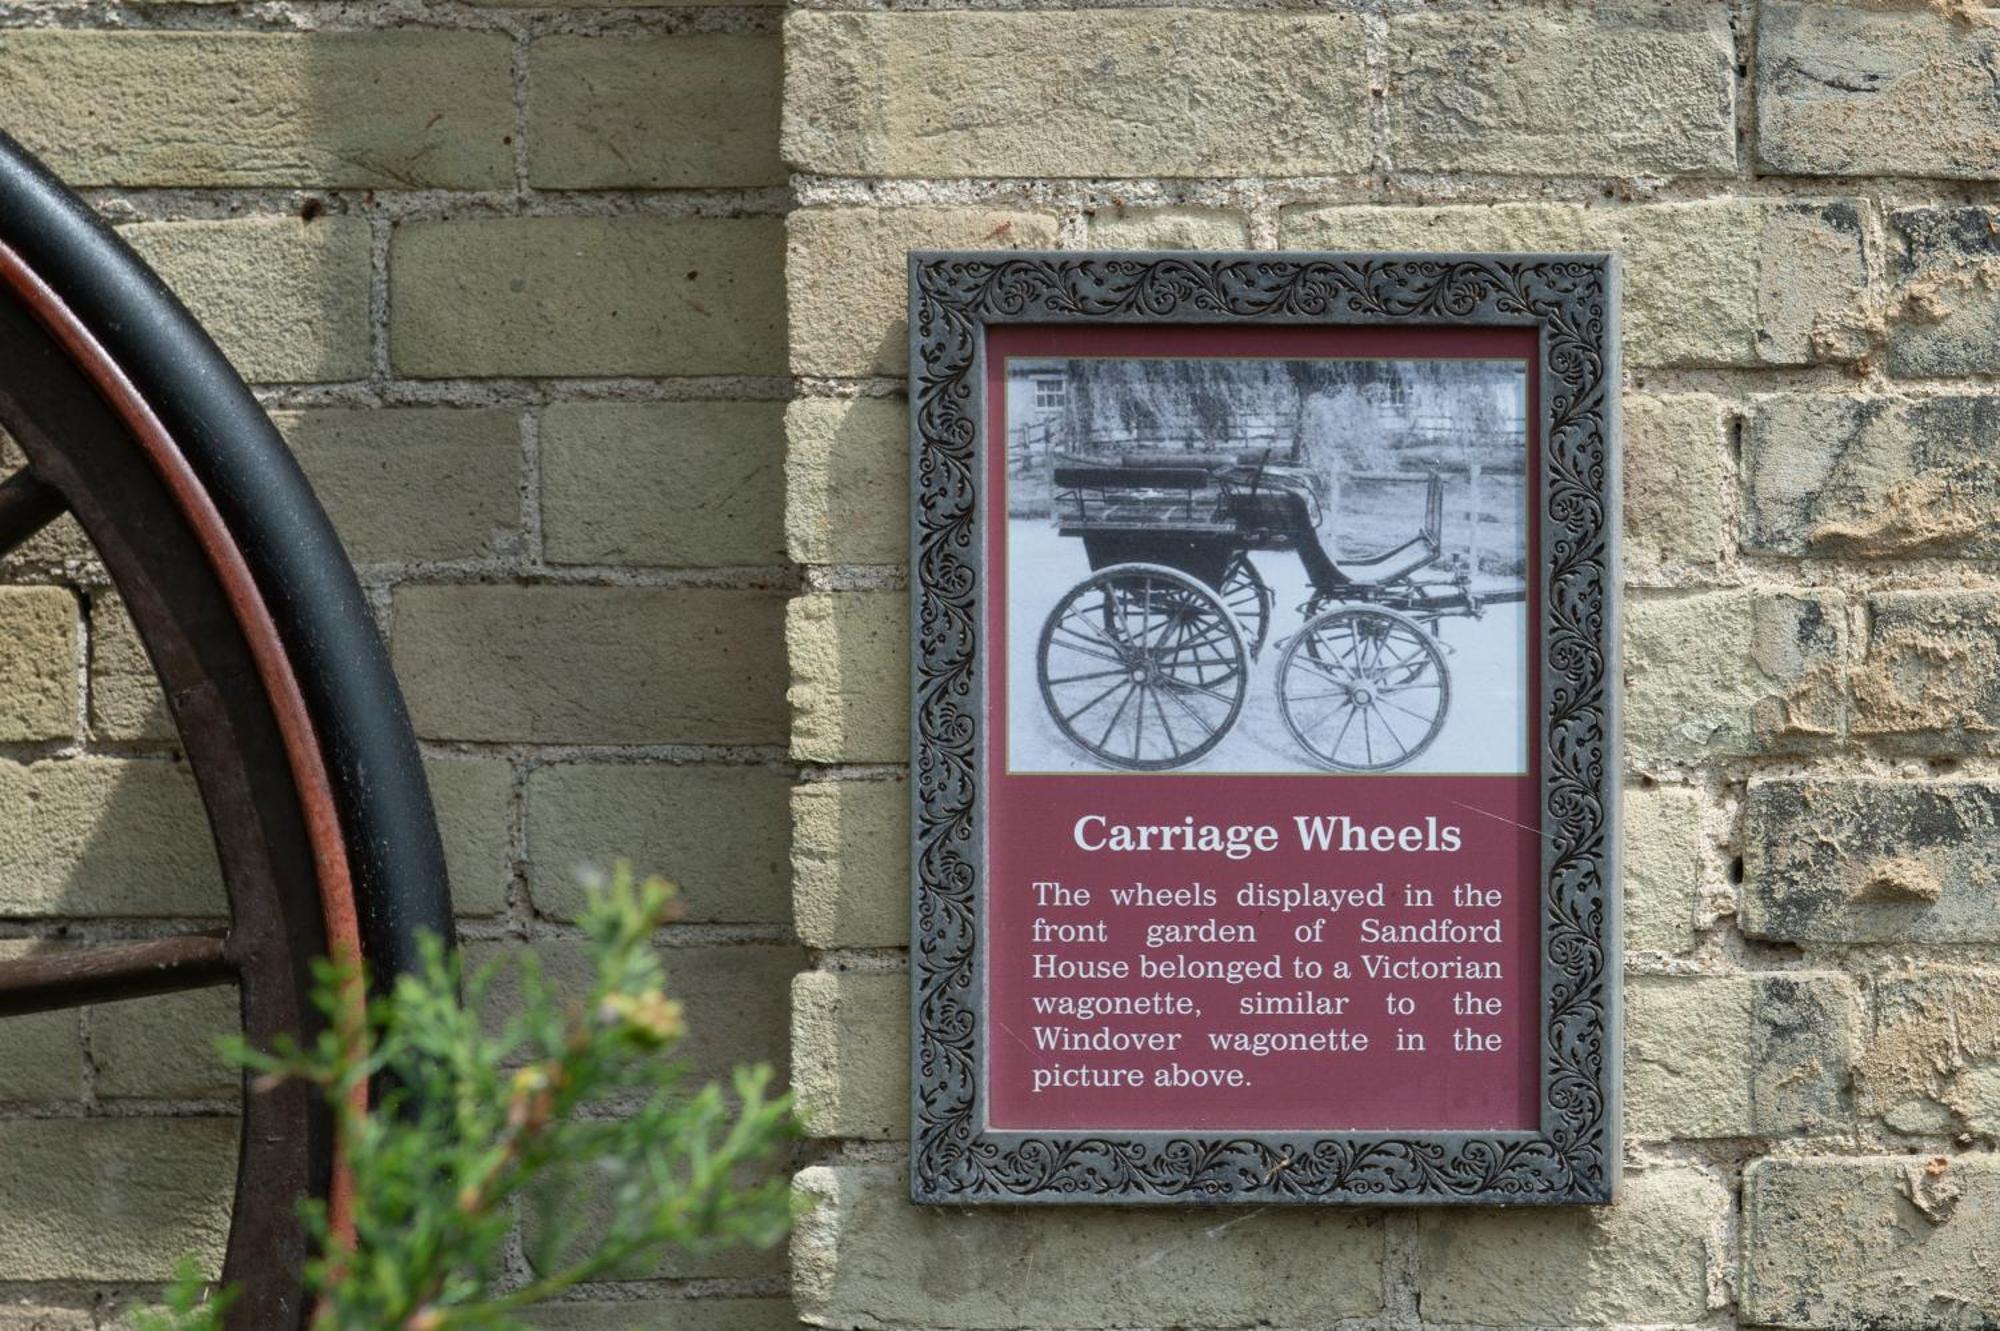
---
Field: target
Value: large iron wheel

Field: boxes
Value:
[1217,552,1271,659]
[1036,562,1246,771]
[0,135,451,1327]
[1277,606,1450,772]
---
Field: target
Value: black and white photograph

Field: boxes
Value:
[1003,354,1532,776]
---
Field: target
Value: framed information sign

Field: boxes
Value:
[909,252,1620,1205]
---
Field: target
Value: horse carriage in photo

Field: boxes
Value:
[1036,447,1528,773]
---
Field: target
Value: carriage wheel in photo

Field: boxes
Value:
[1276,607,1451,772]
[1037,562,1247,771]
[1218,553,1271,659]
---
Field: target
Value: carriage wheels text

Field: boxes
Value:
[1036,563,1247,770]
[1278,607,1451,772]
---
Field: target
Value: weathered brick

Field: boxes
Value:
[789,592,907,764]
[1626,974,1857,1139]
[1624,393,1730,576]
[0,1119,233,1279]
[542,401,785,569]
[391,218,785,378]
[1853,590,2000,749]
[393,586,786,745]
[0,30,512,189]
[0,1303,88,1331]
[1855,970,2000,1134]
[1389,5,1735,176]
[1743,1156,2000,1329]
[792,779,908,949]
[527,763,790,925]
[788,208,1059,377]
[0,758,224,917]
[278,408,521,564]
[1414,1167,1729,1325]
[1746,395,2000,559]
[524,1301,797,1331]
[786,396,906,566]
[1623,785,1703,955]
[1624,590,1845,766]
[1089,207,1252,251]
[1883,207,2000,377]
[793,1163,1383,1328]
[124,218,371,384]
[0,587,74,742]
[1281,200,1870,369]
[784,11,1369,180]
[479,0,775,7]
[529,35,783,189]
[88,594,171,743]
[793,970,906,1140]
[426,752,513,919]
[0,944,80,1102]
[89,986,238,1100]
[1759,2,2000,180]
[1744,779,2000,944]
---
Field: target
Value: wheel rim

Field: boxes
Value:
[1218,553,1270,658]
[1037,563,1246,771]
[1277,608,1450,772]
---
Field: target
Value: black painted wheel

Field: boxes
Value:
[0,133,451,1328]
[1218,553,1271,659]
[1037,562,1246,771]
[1277,606,1450,772]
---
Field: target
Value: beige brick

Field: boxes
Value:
[525,1301,797,1331]
[427,752,513,919]
[1745,779,2000,944]
[1853,591,2000,750]
[529,35,783,189]
[1625,590,1846,767]
[1389,5,1734,176]
[1882,207,2000,377]
[124,218,371,384]
[795,1163,1381,1327]
[393,586,786,745]
[1626,974,1857,1140]
[1759,2,2000,180]
[1623,785,1702,955]
[528,763,790,925]
[1854,970,2000,1133]
[392,218,785,378]
[788,592,907,764]
[0,1118,233,1279]
[1281,199,1870,369]
[88,594,172,743]
[0,587,74,742]
[0,944,80,1102]
[0,758,224,917]
[788,208,1059,378]
[793,779,908,949]
[784,11,1369,180]
[1746,395,2000,559]
[277,408,521,564]
[793,970,906,1140]
[479,0,776,6]
[0,30,512,189]
[786,396,906,566]
[1415,1167,1729,1325]
[89,986,238,1100]
[541,402,784,569]
[0,1303,88,1331]
[1743,1156,2000,1329]
[1088,207,1252,251]
[1624,393,1730,576]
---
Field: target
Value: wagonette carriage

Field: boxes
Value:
[1037,450,1527,772]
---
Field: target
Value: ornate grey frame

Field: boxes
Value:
[908,252,1621,1205]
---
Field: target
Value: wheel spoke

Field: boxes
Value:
[0,931,232,1017]
[1060,677,1131,725]
[0,468,66,559]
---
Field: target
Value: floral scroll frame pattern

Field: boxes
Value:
[908,253,1621,1205]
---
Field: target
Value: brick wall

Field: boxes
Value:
[0,3,796,1328]
[785,3,2000,1329]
